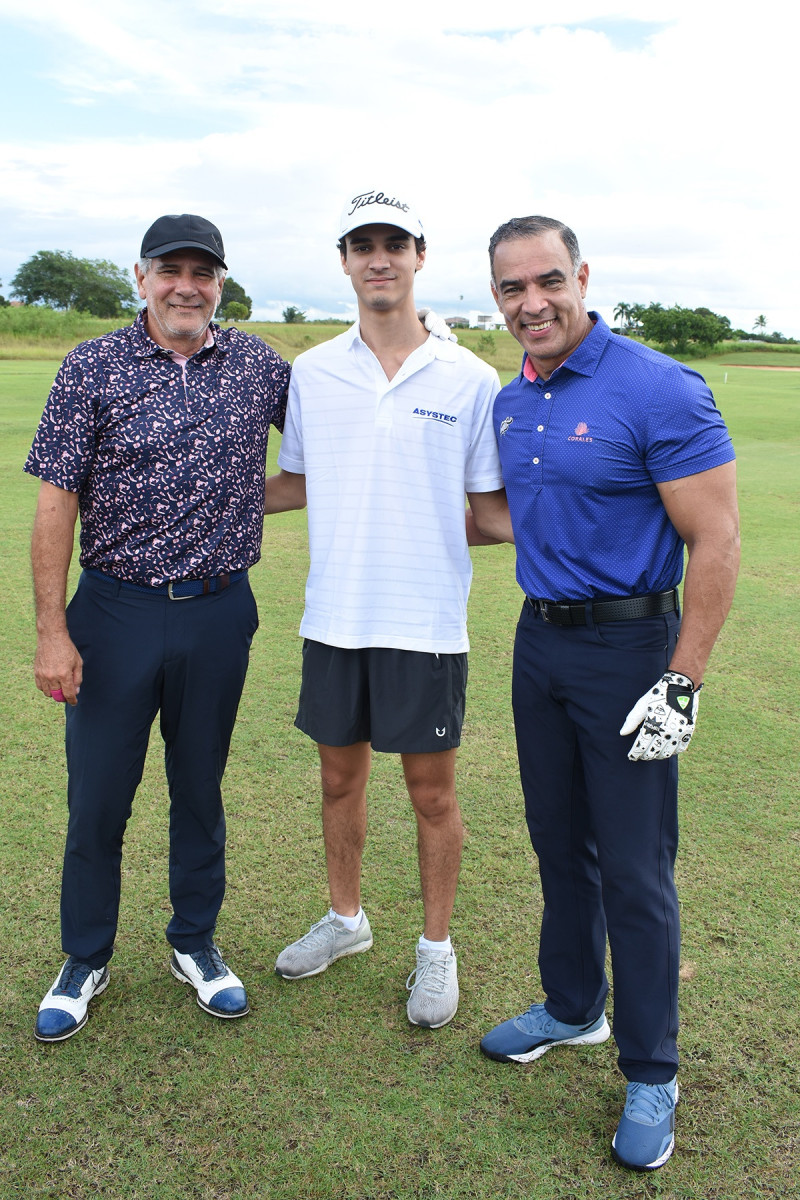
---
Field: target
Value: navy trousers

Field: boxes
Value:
[60,570,259,968]
[512,599,681,1083]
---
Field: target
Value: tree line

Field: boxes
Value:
[7,250,794,344]
[9,247,300,325]
[613,302,794,352]
[8,250,253,321]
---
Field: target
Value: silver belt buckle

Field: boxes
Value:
[167,581,193,601]
[538,600,551,623]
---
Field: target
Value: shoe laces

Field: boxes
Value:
[189,945,227,981]
[406,951,450,996]
[55,958,94,997]
[300,912,342,947]
[625,1081,676,1125]
[516,1003,556,1035]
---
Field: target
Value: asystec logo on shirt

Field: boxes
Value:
[412,407,458,426]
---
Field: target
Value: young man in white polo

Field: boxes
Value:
[264,188,512,1027]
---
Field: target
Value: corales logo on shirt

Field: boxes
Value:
[568,421,593,443]
[412,408,458,425]
[499,416,514,436]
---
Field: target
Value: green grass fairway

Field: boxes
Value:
[0,354,798,1199]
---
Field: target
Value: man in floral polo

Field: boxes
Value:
[26,214,290,1041]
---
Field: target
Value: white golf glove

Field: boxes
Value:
[418,307,458,342]
[620,671,702,761]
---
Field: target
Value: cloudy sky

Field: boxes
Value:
[1,1,795,336]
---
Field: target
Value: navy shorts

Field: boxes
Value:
[295,641,468,753]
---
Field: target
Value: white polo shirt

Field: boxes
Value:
[278,323,503,652]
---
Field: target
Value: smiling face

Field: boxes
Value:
[135,249,224,355]
[490,231,592,378]
[341,223,424,314]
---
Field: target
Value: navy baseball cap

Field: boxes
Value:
[141,214,227,269]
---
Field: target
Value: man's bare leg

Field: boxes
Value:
[274,739,373,980]
[401,749,462,940]
[318,741,372,917]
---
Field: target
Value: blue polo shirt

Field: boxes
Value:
[493,314,735,601]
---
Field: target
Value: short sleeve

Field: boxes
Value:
[645,364,735,483]
[24,350,98,491]
[276,370,305,473]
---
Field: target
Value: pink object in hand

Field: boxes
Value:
[51,688,66,702]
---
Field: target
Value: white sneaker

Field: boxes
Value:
[406,945,459,1028]
[275,911,373,979]
[35,957,110,1042]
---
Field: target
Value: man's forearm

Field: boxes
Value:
[32,483,79,633]
[31,482,83,702]
[264,469,307,515]
[466,489,515,545]
[668,537,740,685]
[657,461,740,686]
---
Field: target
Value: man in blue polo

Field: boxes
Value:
[26,214,290,1040]
[478,216,740,1170]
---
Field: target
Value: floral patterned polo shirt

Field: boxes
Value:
[25,310,290,586]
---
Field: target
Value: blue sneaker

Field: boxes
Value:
[480,1002,610,1063]
[35,957,110,1042]
[170,946,249,1018]
[612,1078,678,1170]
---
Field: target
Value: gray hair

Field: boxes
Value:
[137,255,226,281]
[488,216,583,280]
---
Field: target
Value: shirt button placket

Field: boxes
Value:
[532,388,554,479]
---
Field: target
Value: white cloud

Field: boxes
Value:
[0,1,795,336]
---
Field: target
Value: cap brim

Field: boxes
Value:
[339,216,423,241]
[144,240,227,269]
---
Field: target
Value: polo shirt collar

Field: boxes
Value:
[133,308,227,359]
[131,309,161,358]
[346,319,458,363]
[520,311,609,381]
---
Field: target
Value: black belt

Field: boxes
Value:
[526,589,679,626]
[87,568,247,600]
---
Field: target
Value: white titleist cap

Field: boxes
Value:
[338,189,424,240]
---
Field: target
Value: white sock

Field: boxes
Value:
[419,934,452,954]
[332,907,364,931]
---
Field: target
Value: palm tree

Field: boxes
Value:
[628,304,647,333]
[753,314,768,335]
[613,302,632,334]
